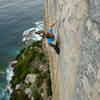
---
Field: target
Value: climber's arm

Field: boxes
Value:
[49,20,57,28]
[52,38,57,46]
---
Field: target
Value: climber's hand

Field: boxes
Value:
[50,21,57,28]
[55,35,57,39]
[55,20,57,24]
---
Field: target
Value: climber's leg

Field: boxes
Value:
[54,41,60,54]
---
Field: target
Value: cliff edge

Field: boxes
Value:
[44,0,100,100]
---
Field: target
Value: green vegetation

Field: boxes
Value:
[46,78,52,96]
[38,53,44,60]
[32,41,42,48]
[40,88,43,93]
[47,69,50,74]
[10,89,29,100]
[37,53,45,64]
[41,72,47,79]
[30,68,41,74]
[11,34,53,100]
[16,48,25,60]
[11,57,30,88]
[47,78,51,87]
[47,65,50,73]
[46,87,52,96]
[36,74,43,87]
[11,41,44,88]
[36,72,47,87]
[27,82,32,88]
[32,88,43,100]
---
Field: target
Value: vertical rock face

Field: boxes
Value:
[44,0,100,100]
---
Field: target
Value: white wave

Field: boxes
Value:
[22,21,44,42]
[23,28,35,36]
[32,33,42,41]
[34,21,44,27]
[10,61,17,64]
[0,61,16,100]
[6,65,14,82]
[6,61,17,95]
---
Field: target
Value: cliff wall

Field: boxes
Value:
[44,0,100,100]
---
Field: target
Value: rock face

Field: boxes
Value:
[44,0,100,100]
[25,74,36,84]
[25,88,32,98]
[15,84,24,90]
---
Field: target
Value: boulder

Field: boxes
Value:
[5,88,10,94]
[15,84,25,90]
[11,63,16,68]
[35,30,44,35]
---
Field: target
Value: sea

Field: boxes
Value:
[0,0,44,100]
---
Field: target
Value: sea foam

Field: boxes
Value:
[6,61,17,97]
[0,61,16,100]
[22,21,44,42]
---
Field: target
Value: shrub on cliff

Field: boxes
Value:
[11,58,30,88]
[26,52,35,62]
[10,89,29,100]
[38,53,45,64]
[16,48,25,60]
[41,72,47,79]
[12,43,42,88]
[46,78,52,96]
[46,87,52,96]
[30,68,41,74]
[32,41,42,48]
[36,74,43,87]
[11,76,20,88]
[36,72,47,87]
[32,88,43,100]
[27,82,32,88]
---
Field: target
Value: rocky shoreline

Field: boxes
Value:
[10,32,52,100]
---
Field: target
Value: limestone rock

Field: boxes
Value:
[25,74,36,84]
[44,0,100,100]
[31,96,35,100]
[25,86,35,100]
[39,65,47,71]
[48,96,52,100]
[25,88,32,97]
[15,84,25,90]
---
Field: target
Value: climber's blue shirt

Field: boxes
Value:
[47,29,56,48]
[48,28,53,34]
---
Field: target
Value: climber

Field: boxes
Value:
[46,20,60,54]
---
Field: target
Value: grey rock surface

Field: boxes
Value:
[25,88,32,98]
[44,0,100,100]
[15,84,24,90]
[25,74,36,84]
[25,88,31,95]
[24,84,35,100]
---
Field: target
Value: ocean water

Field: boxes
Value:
[0,0,44,100]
